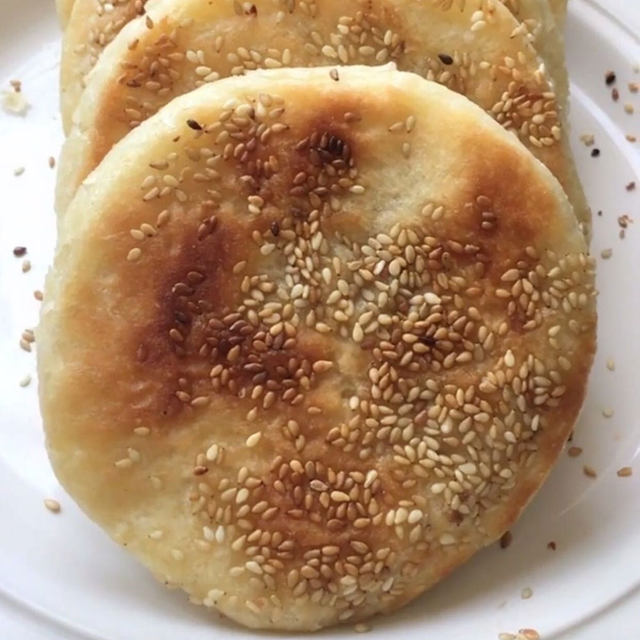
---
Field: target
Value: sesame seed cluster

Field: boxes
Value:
[43,0,594,632]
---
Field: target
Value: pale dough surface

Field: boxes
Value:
[56,0,75,27]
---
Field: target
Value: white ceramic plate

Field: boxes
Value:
[1,1,639,638]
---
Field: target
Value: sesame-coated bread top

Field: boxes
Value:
[56,0,589,238]
[40,66,596,631]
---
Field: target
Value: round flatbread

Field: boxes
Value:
[40,65,597,631]
[56,0,590,238]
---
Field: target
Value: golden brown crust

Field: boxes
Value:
[56,0,590,239]
[40,66,596,631]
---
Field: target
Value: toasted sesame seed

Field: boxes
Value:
[246,432,262,447]
[354,623,371,633]
[44,499,61,513]
[127,248,142,262]
[617,466,632,477]
[499,530,512,549]
[583,465,597,478]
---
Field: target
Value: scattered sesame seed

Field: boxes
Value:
[13,246,26,257]
[22,259,31,273]
[13,166,25,176]
[591,148,600,157]
[618,214,632,230]
[521,587,533,599]
[19,374,31,388]
[44,499,61,513]
[611,88,619,101]
[626,181,636,191]
[606,358,615,371]
[617,466,632,477]
[605,71,616,86]
[579,134,595,147]
[583,465,597,478]
[624,103,634,114]
[34,290,43,301]
[602,408,614,418]
[48,156,56,168]
[499,530,513,549]
[568,446,582,458]
[600,248,612,259]
[519,630,540,640]
[2,87,29,115]
[547,541,557,550]
[187,119,203,130]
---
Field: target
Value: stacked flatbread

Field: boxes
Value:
[41,0,596,632]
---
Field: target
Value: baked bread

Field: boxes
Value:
[56,0,590,239]
[56,0,75,27]
[59,0,562,134]
[40,65,597,631]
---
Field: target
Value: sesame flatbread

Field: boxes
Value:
[56,0,591,239]
[40,65,597,631]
